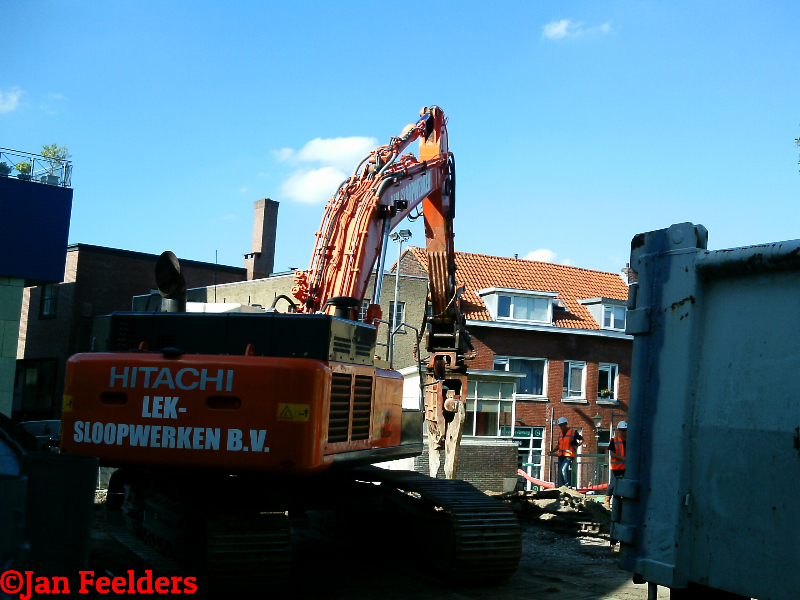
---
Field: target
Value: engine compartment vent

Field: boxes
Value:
[328,373,351,443]
[326,373,374,444]
[350,376,373,440]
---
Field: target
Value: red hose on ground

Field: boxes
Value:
[580,483,609,492]
[516,469,609,493]
[516,469,555,488]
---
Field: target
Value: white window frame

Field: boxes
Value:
[463,378,516,438]
[603,305,626,331]
[515,426,546,490]
[493,356,548,400]
[389,300,406,333]
[497,294,552,324]
[597,363,619,403]
[477,287,557,325]
[562,360,587,402]
[40,283,59,318]
[359,299,370,322]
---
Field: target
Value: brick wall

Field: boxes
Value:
[185,271,429,371]
[466,324,631,482]
[17,245,247,419]
[414,438,519,492]
[398,250,428,278]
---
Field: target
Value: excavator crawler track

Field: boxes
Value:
[202,513,292,588]
[348,468,522,581]
[110,466,519,587]
[119,484,292,590]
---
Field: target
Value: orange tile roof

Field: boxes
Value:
[407,247,629,330]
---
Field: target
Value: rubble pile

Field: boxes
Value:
[488,486,611,534]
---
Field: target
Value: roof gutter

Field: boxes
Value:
[465,319,633,340]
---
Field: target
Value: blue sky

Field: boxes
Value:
[2,1,799,276]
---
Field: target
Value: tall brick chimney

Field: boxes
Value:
[244,198,279,280]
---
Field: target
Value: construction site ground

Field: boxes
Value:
[89,489,670,600]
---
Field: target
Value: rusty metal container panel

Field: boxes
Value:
[616,222,800,599]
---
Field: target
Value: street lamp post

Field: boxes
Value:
[592,413,603,489]
[388,229,412,368]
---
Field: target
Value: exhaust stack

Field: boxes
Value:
[155,251,187,312]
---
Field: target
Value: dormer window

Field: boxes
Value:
[603,305,626,331]
[478,288,557,324]
[578,297,627,331]
[497,295,549,322]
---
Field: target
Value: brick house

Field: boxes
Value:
[402,247,632,488]
[171,244,631,492]
[14,244,246,422]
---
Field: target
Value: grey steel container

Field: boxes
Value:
[616,222,800,599]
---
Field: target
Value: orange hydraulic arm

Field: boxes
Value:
[292,106,451,320]
[292,106,472,478]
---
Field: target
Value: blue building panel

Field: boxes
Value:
[0,176,73,284]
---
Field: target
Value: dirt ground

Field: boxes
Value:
[88,500,670,600]
[288,517,669,600]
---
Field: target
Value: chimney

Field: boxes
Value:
[621,262,638,284]
[244,198,279,280]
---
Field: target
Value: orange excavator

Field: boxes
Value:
[291,105,473,479]
[60,107,520,588]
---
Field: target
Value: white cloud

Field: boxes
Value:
[525,249,557,262]
[272,148,294,162]
[281,166,346,204]
[543,19,573,39]
[295,136,378,172]
[47,93,65,101]
[275,136,378,203]
[0,87,23,113]
[542,19,612,40]
[524,249,572,265]
[240,187,248,193]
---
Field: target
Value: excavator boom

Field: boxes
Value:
[292,106,470,479]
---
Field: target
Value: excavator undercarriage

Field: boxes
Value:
[111,466,521,590]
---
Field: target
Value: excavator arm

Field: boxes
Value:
[292,107,447,314]
[292,106,471,478]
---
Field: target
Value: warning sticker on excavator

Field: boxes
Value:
[278,403,310,422]
[63,395,73,412]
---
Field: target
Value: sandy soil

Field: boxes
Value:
[288,518,669,600]
[88,503,669,600]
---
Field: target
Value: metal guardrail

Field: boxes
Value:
[373,318,420,371]
[0,147,73,187]
[548,453,610,491]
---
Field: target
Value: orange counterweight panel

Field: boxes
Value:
[371,368,403,448]
[323,363,403,456]
[61,353,404,475]
[62,353,331,474]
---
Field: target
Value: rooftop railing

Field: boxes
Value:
[0,147,73,188]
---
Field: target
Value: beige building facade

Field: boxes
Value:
[179,269,429,370]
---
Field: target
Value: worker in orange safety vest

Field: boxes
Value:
[548,417,583,488]
[604,420,627,507]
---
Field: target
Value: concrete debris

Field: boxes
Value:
[488,486,611,533]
